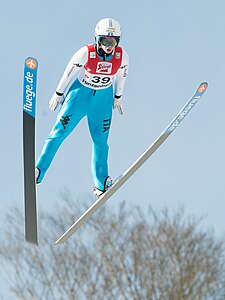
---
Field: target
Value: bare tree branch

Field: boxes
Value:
[0,190,225,299]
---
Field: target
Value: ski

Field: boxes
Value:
[54,82,208,245]
[23,57,38,245]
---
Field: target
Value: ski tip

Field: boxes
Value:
[197,82,208,95]
[25,57,38,70]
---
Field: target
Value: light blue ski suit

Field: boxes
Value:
[36,44,128,191]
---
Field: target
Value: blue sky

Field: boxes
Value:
[1,0,225,297]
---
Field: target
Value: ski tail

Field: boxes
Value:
[23,57,39,245]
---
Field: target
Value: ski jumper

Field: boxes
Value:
[36,44,129,191]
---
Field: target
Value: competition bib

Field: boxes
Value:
[78,44,122,90]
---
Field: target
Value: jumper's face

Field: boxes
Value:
[100,44,116,54]
[98,36,119,54]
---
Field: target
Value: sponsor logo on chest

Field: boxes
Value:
[96,62,112,74]
[90,52,96,58]
[115,52,121,59]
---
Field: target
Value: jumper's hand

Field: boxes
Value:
[113,97,123,115]
[49,92,64,111]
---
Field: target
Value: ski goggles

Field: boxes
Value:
[98,36,120,47]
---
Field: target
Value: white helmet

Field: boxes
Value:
[95,18,121,46]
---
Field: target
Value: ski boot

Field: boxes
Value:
[35,167,41,184]
[93,176,114,198]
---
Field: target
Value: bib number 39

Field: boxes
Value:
[91,76,110,84]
